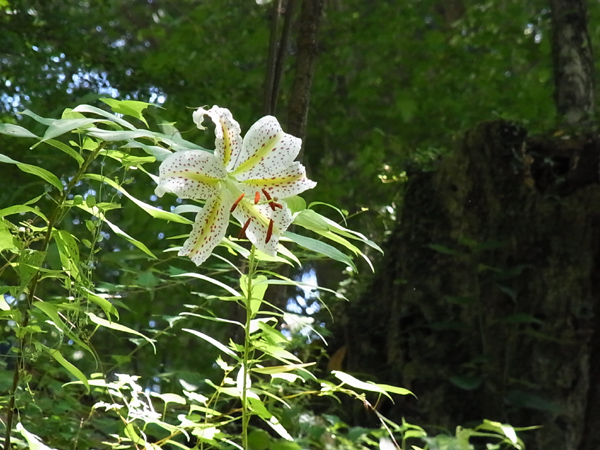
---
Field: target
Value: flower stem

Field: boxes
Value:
[241,246,257,449]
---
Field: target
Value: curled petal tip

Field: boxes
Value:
[154,185,166,198]
[192,107,209,130]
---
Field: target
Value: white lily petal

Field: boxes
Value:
[193,106,243,171]
[232,200,293,256]
[237,161,317,199]
[179,192,234,266]
[157,150,226,199]
[231,116,301,178]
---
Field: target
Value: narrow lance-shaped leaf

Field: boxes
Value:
[100,98,153,127]
[0,153,62,190]
[86,312,156,353]
[84,173,192,224]
[45,346,90,393]
[0,123,39,139]
[285,231,357,272]
[183,328,240,360]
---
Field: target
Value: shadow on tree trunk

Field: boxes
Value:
[341,120,600,450]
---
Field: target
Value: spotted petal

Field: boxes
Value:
[155,150,226,200]
[230,116,301,179]
[179,192,233,265]
[237,161,317,199]
[231,199,293,256]
[193,106,243,172]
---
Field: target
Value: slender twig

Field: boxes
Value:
[263,0,283,115]
[3,143,104,449]
[270,0,297,114]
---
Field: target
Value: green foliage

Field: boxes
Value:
[0,101,528,449]
[0,0,554,446]
[0,101,400,449]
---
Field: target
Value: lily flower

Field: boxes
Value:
[155,106,316,265]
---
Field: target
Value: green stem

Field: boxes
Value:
[241,246,257,449]
[3,143,104,449]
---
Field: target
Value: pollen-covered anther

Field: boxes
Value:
[230,193,246,212]
[268,201,283,211]
[254,191,261,204]
[261,189,272,201]
[238,218,252,239]
[265,219,274,243]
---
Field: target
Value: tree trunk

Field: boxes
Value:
[550,0,594,125]
[340,121,600,450]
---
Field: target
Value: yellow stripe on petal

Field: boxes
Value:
[237,162,317,199]
[179,193,232,266]
[231,116,301,178]
[197,106,243,171]
[231,132,280,175]
[157,150,227,200]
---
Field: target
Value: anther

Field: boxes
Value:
[230,193,245,212]
[261,189,272,201]
[238,218,252,239]
[265,219,274,243]
[254,191,261,204]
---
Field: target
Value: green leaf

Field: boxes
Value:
[33,302,94,355]
[19,109,56,126]
[248,429,271,450]
[15,423,58,450]
[100,98,153,127]
[87,312,156,352]
[449,374,482,391]
[0,220,17,253]
[183,328,239,359]
[501,312,543,325]
[101,214,157,259]
[41,118,105,142]
[81,288,119,320]
[173,272,242,297]
[53,229,81,281]
[285,231,357,272]
[0,153,63,190]
[240,274,268,318]
[375,383,415,397]
[254,341,301,364]
[121,140,174,161]
[285,196,307,214]
[45,346,90,393]
[0,123,39,139]
[247,397,294,441]
[331,370,408,401]
[151,392,186,406]
[0,205,48,222]
[427,243,462,255]
[72,104,136,130]
[18,249,46,293]
[251,363,315,374]
[42,139,85,167]
[83,173,192,224]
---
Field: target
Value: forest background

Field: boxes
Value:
[2,0,600,449]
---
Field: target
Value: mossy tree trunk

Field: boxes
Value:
[341,121,600,450]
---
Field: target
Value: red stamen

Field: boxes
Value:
[261,189,272,201]
[254,191,261,204]
[265,219,274,243]
[268,201,283,211]
[230,193,245,212]
[238,218,252,239]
